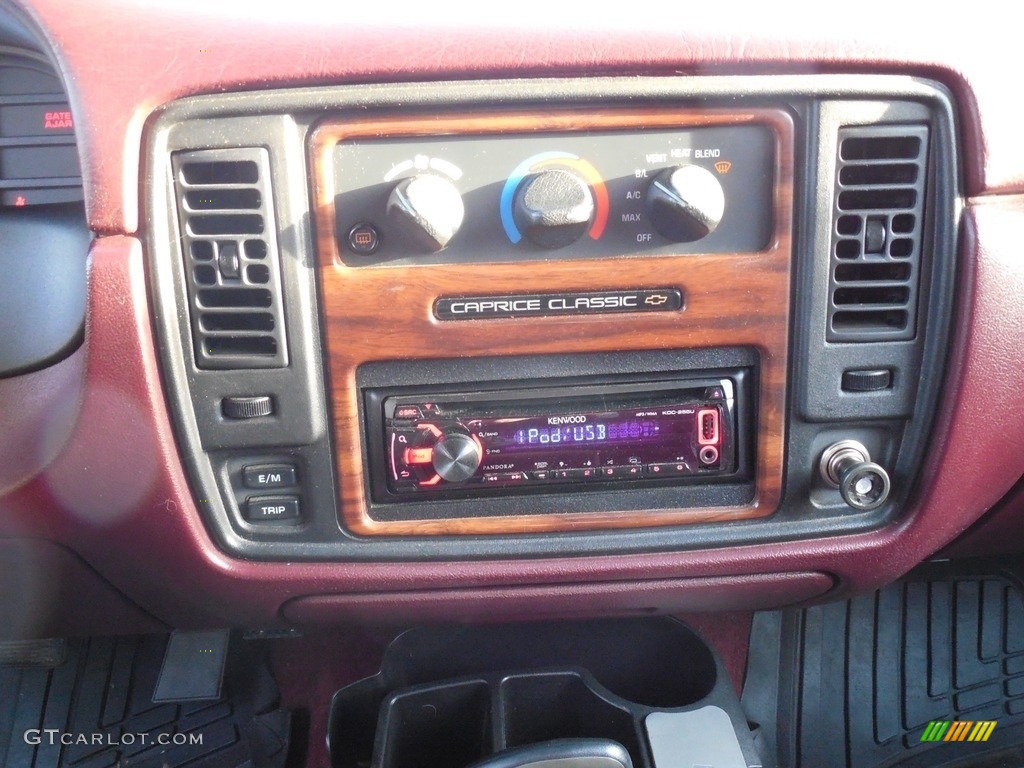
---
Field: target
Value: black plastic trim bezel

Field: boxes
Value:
[143,74,961,561]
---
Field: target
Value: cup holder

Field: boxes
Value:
[498,672,642,766]
[377,680,491,768]
[329,617,752,768]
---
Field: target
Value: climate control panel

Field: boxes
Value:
[330,123,775,264]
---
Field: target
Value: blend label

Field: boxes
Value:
[434,289,683,321]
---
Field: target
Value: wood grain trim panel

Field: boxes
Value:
[310,108,793,536]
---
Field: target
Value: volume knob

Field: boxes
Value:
[645,165,725,242]
[386,174,465,253]
[432,431,483,483]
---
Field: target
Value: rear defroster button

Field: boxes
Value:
[347,222,381,255]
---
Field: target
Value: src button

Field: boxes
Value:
[394,405,424,420]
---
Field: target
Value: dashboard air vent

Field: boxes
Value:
[0,54,83,207]
[827,125,929,342]
[171,148,288,369]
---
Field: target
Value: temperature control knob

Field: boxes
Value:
[645,165,725,242]
[513,169,595,249]
[386,174,465,252]
[432,430,483,483]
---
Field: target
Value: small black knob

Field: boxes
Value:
[222,395,274,420]
[645,165,725,242]
[386,174,465,253]
[432,431,483,483]
[513,169,595,249]
[841,368,893,393]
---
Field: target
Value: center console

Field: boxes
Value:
[328,618,758,768]
[145,75,958,561]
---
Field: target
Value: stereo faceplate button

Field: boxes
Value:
[553,468,600,481]
[647,462,691,477]
[394,404,424,420]
[602,465,646,479]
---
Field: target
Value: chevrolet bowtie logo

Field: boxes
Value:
[644,294,669,306]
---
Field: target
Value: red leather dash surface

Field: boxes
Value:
[8,0,1022,234]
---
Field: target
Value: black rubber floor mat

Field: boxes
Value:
[0,634,291,768]
[742,563,1024,768]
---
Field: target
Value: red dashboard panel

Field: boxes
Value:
[10,0,1024,233]
[1,0,1023,629]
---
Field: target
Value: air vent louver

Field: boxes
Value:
[172,148,288,369]
[827,125,929,342]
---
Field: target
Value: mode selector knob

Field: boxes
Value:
[645,165,725,243]
[513,169,595,249]
[386,174,465,253]
[432,430,483,483]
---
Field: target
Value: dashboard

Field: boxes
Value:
[148,77,954,566]
[1,0,1024,635]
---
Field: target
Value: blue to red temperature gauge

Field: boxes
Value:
[500,151,609,244]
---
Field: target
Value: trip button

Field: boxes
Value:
[243,463,298,489]
[246,496,300,522]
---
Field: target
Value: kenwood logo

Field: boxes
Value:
[548,415,587,425]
